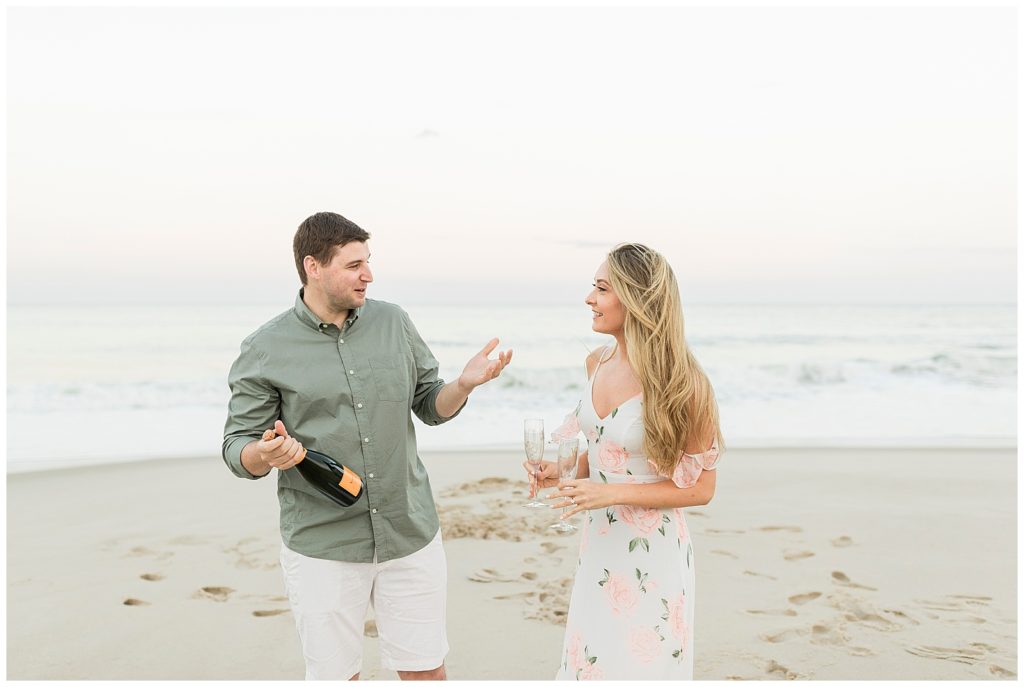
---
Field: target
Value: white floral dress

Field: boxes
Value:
[552,348,720,681]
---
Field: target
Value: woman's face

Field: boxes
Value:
[585,260,626,335]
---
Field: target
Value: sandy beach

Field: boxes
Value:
[6,446,1017,680]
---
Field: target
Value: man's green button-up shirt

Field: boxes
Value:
[222,291,463,563]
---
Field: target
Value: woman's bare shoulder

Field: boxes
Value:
[584,347,605,378]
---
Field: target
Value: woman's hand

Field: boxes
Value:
[523,460,560,497]
[547,478,620,519]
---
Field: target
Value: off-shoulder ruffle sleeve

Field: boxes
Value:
[670,442,721,489]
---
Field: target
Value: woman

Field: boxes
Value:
[527,243,723,680]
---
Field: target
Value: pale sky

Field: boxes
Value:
[6,5,1017,305]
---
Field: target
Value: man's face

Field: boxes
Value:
[308,241,373,312]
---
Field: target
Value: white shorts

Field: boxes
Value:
[279,530,448,680]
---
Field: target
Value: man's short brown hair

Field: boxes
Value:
[293,212,371,285]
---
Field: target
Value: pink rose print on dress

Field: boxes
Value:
[603,572,639,616]
[698,445,721,469]
[566,633,583,672]
[586,427,600,444]
[668,593,688,641]
[628,625,663,663]
[578,663,604,680]
[673,508,690,543]
[617,504,662,537]
[671,454,703,489]
[550,412,581,442]
[598,440,630,473]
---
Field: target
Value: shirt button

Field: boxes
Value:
[357,403,363,409]
[371,508,378,514]
[339,339,345,344]
[368,473,374,478]
[348,370,354,375]
[364,437,370,443]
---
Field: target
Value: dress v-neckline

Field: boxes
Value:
[588,345,642,422]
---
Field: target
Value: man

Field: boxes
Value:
[222,211,511,680]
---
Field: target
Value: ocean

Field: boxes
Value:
[6,302,1016,472]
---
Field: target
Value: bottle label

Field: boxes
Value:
[339,469,362,497]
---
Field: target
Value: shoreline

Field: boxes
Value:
[6,440,1017,476]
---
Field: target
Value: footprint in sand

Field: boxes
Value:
[127,546,174,561]
[881,608,920,626]
[760,621,871,657]
[467,568,516,583]
[788,592,821,605]
[831,536,854,547]
[194,586,234,602]
[140,573,164,581]
[990,665,1016,678]
[123,598,149,606]
[439,507,542,542]
[524,557,537,564]
[760,628,802,643]
[494,591,537,600]
[441,477,514,497]
[364,619,378,637]
[765,660,802,679]
[757,525,803,533]
[223,540,275,570]
[711,549,738,559]
[521,571,538,580]
[949,615,987,625]
[523,577,574,625]
[746,608,797,617]
[705,528,745,535]
[808,623,855,649]
[743,570,779,581]
[686,511,708,518]
[540,542,565,553]
[252,609,289,617]
[831,571,877,591]
[913,597,989,619]
[905,644,986,665]
[784,550,814,561]
[948,594,992,605]
[828,595,902,631]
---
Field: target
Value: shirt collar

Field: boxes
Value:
[294,288,363,333]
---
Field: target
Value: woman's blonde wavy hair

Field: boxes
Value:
[606,243,724,475]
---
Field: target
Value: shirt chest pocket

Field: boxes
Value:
[369,356,410,402]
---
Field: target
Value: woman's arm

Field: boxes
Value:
[550,468,715,517]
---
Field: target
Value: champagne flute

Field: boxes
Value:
[549,437,579,532]
[523,418,547,508]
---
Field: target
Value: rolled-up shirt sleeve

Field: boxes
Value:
[402,310,465,426]
[222,338,279,479]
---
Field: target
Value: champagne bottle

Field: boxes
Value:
[262,428,364,507]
